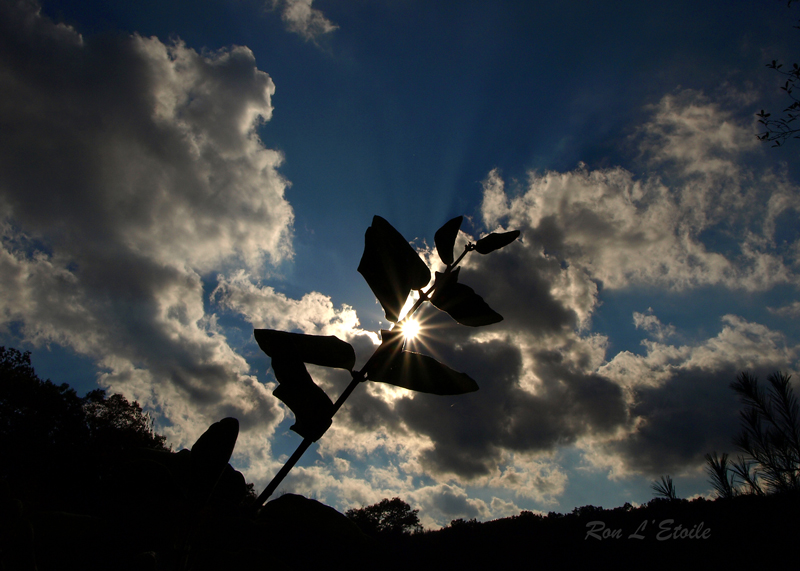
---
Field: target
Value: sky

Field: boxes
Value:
[1,0,799,528]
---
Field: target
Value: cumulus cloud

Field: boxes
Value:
[213,270,378,350]
[299,228,632,491]
[410,483,491,527]
[599,315,799,476]
[0,0,292,449]
[214,206,632,519]
[471,90,800,485]
[267,0,338,41]
[482,92,800,293]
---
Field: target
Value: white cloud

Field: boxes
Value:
[488,454,568,504]
[5,3,798,525]
[252,90,800,520]
[638,89,758,176]
[481,93,800,293]
[482,165,733,290]
[684,314,797,371]
[213,270,378,346]
[268,0,338,41]
[0,1,292,451]
[598,315,799,476]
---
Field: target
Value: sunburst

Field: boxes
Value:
[401,318,421,340]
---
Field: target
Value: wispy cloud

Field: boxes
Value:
[768,300,800,318]
[633,308,676,341]
[267,0,338,42]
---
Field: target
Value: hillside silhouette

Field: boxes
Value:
[2,346,798,569]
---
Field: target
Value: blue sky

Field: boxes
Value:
[2,0,799,528]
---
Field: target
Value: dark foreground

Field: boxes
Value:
[3,483,798,570]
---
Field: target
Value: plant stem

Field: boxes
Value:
[256,436,312,508]
[256,370,366,507]
[256,245,472,507]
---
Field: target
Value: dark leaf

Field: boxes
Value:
[367,328,405,372]
[366,330,478,395]
[254,329,355,371]
[357,216,431,322]
[191,418,239,497]
[254,330,342,440]
[434,216,463,266]
[373,352,479,395]
[474,230,520,254]
[271,355,334,441]
[430,269,503,326]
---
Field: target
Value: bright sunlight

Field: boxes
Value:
[401,319,421,340]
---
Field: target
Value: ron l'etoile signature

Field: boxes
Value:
[585,519,711,541]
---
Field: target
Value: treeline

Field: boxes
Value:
[1,346,171,514]
[0,347,261,570]
[378,492,798,568]
[1,347,380,571]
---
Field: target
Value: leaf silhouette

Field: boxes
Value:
[357,216,431,322]
[366,327,405,372]
[430,269,502,326]
[434,215,463,265]
[271,356,334,441]
[474,230,520,254]
[190,417,239,498]
[254,329,355,371]
[366,329,479,395]
[254,329,349,441]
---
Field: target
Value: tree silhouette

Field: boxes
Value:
[706,371,800,497]
[0,346,169,512]
[254,215,520,506]
[83,389,168,453]
[345,497,422,538]
[756,1,800,146]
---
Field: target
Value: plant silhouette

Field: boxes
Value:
[254,215,520,506]
[706,371,800,497]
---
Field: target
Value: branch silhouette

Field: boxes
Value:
[756,1,800,146]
